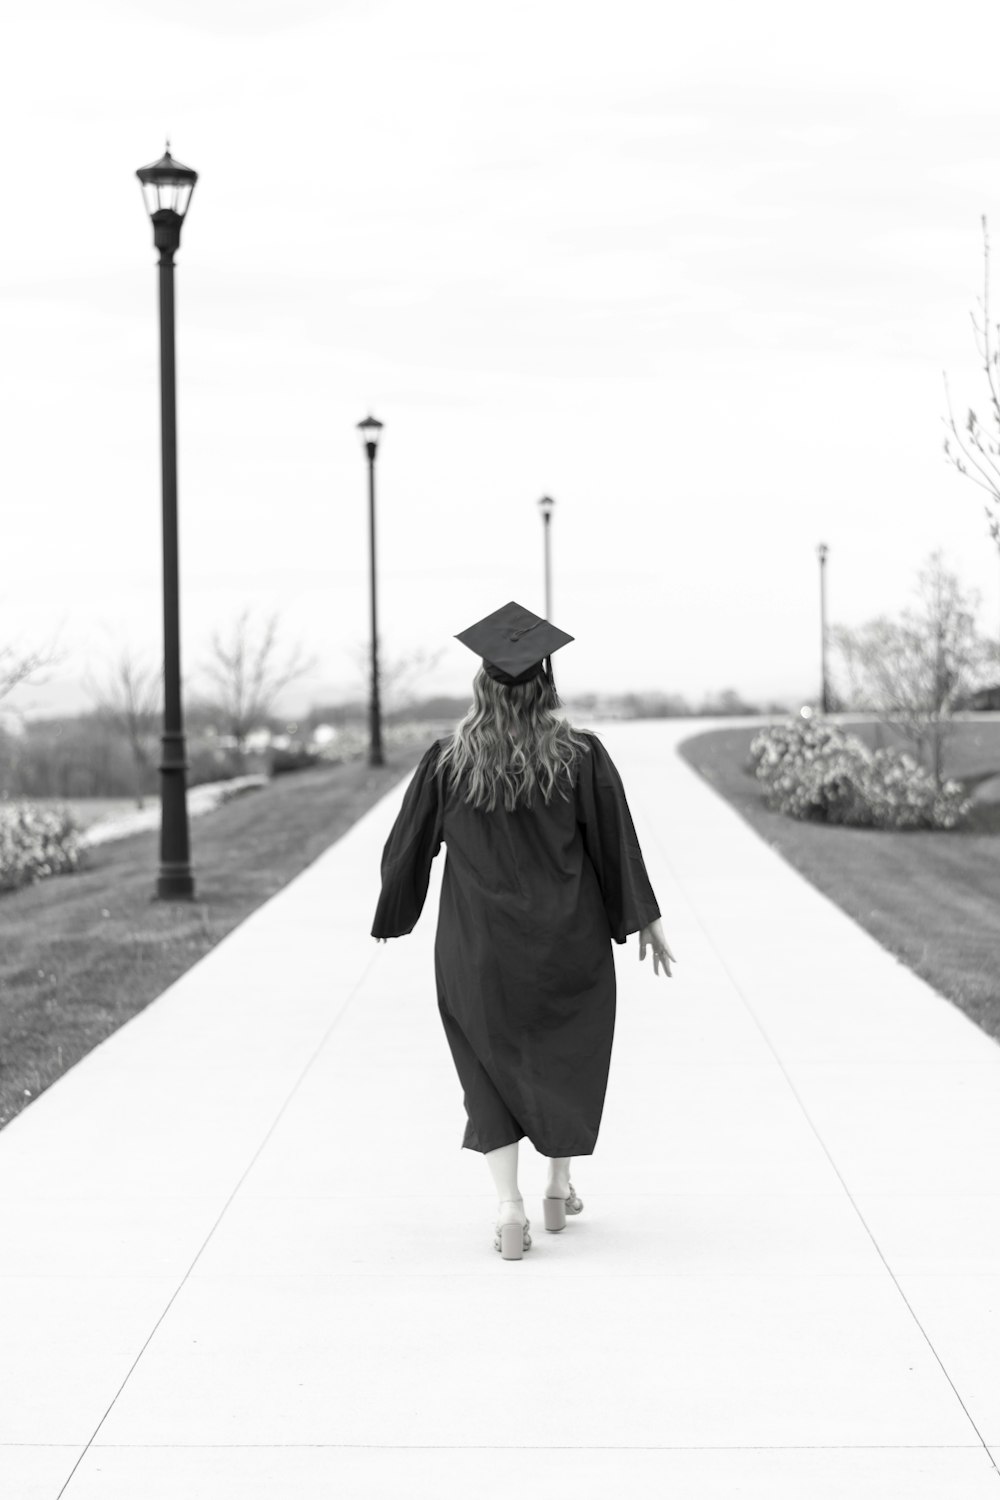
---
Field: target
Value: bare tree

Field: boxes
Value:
[202,608,317,767]
[696,687,757,717]
[0,630,65,789]
[942,214,1000,559]
[830,551,998,783]
[85,649,161,808]
[349,640,445,717]
[0,635,61,718]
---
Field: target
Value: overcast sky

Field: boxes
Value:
[4,0,1000,719]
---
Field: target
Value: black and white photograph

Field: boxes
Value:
[2,1,1000,1495]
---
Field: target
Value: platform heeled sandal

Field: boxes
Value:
[542,1180,583,1232]
[493,1198,531,1260]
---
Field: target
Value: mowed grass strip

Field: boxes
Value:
[0,744,431,1130]
[677,719,1000,1044]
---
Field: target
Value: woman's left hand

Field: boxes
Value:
[639,918,676,978]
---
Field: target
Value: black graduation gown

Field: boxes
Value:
[371,732,660,1157]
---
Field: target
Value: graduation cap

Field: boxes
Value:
[455,600,574,686]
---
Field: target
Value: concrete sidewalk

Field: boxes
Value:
[2,718,998,1498]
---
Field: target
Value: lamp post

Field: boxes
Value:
[136,143,197,899]
[538,495,555,618]
[357,415,384,767]
[817,541,830,716]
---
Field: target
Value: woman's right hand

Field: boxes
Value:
[639,918,676,979]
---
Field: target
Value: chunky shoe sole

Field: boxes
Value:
[494,1198,531,1259]
[494,1220,532,1259]
[543,1181,583,1232]
[543,1197,566,1231]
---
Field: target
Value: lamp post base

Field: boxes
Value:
[157,733,195,900]
[156,864,196,900]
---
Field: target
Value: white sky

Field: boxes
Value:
[4,0,1000,718]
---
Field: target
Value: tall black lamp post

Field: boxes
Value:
[136,143,197,899]
[538,495,555,617]
[357,415,384,767]
[817,541,830,716]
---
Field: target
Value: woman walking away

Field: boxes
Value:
[371,600,676,1260]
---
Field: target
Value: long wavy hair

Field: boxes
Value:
[437,665,593,813]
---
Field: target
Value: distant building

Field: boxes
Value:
[965,683,1000,711]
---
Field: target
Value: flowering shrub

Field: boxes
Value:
[0,800,85,893]
[748,720,972,831]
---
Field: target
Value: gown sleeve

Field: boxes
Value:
[575,733,661,944]
[371,741,444,939]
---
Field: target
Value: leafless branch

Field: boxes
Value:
[0,642,59,705]
[201,608,318,759]
[84,649,161,807]
[942,216,1000,550]
[942,376,1000,496]
[349,640,445,716]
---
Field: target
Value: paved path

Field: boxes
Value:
[2,719,998,1498]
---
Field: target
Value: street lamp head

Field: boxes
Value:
[357,414,384,459]
[538,495,555,521]
[136,142,198,253]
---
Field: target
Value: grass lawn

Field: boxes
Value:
[0,744,431,1131]
[676,718,1000,1044]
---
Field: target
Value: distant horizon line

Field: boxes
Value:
[0,685,827,730]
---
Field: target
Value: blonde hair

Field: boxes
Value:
[437,666,592,813]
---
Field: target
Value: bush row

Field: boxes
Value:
[748,720,972,830]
